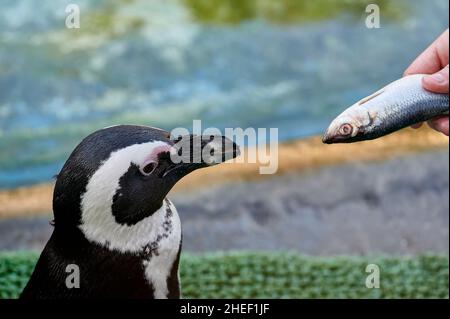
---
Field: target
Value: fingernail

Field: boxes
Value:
[429,73,446,84]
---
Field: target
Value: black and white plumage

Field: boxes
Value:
[20,125,239,299]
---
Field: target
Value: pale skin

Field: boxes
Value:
[404,29,449,136]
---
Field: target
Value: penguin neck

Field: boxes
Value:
[51,198,182,298]
[78,198,181,256]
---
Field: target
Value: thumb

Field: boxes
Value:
[422,65,449,94]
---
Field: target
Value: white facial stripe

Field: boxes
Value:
[80,141,170,252]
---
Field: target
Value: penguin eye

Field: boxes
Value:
[140,161,157,176]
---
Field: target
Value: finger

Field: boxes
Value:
[423,65,450,94]
[404,29,449,76]
[427,116,449,136]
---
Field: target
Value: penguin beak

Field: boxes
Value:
[162,135,240,180]
[198,135,241,166]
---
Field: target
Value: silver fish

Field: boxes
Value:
[323,74,449,144]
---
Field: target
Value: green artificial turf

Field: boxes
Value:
[0,251,448,299]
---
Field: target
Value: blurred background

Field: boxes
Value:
[0,0,448,298]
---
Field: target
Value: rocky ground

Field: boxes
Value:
[0,150,448,255]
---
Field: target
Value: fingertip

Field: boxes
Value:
[428,117,449,136]
[404,65,422,77]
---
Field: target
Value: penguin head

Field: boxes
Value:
[53,125,239,229]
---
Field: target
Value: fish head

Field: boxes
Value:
[322,107,374,144]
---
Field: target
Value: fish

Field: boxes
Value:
[322,74,449,144]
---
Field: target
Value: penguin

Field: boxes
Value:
[20,125,239,299]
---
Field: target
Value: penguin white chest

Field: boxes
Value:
[80,196,181,299]
[142,200,181,299]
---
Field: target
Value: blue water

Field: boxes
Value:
[0,0,448,188]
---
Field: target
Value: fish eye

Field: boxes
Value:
[140,161,157,176]
[339,124,353,136]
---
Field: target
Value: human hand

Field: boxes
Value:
[404,29,449,136]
